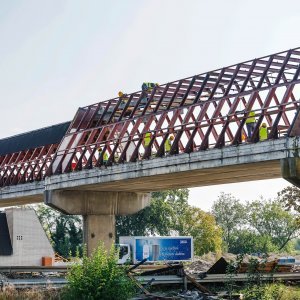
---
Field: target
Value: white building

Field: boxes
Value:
[0,207,54,266]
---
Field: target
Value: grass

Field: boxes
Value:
[0,285,62,300]
[1,282,300,299]
[251,284,300,300]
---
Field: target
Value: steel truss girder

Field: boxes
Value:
[1,47,300,187]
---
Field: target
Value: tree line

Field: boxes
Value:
[33,186,300,257]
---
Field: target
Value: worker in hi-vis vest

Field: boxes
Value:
[140,83,159,107]
[245,110,256,140]
[98,147,108,165]
[259,123,268,141]
[141,82,158,92]
[165,135,174,155]
[118,91,132,117]
[144,132,152,156]
[118,91,128,108]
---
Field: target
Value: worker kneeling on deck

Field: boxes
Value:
[140,82,159,107]
[118,91,132,117]
[259,123,268,141]
[142,82,158,92]
[118,91,128,108]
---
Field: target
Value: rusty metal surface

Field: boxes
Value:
[1,47,300,187]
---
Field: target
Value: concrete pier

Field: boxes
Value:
[281,157,300,188]
[45,190,150,255]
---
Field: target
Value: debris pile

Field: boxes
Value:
[238,260,293,273]
[185,259,213,275]
[132,289,242,299]
[128,255,300,300]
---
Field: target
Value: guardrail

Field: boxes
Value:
[0,266,68,273]
[1,272,300,289]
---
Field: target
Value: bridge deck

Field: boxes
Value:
[0,137,297,207]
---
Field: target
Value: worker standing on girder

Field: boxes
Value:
[245,110,256,140]
[165,135,174,155]
[259,123,268,141]
[98,147,108,166]
[144,132,152,156]
[140,82,159,107]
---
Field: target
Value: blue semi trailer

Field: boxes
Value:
[117,236,193,264]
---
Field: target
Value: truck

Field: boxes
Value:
[117,236,193,264]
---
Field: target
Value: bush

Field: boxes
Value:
[63,244,135,300]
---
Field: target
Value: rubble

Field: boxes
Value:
[177,290,220,299]
[185,259,213,275]
[132,289,242,300]
[129,253,300,299]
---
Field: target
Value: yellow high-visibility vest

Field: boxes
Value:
[143,82,155,88]
[103,152,109,161]
[246,111,256,124]
[259,126,268,141]
[142,82,157,92]
[144,133,151,147]
[165,138,172,152]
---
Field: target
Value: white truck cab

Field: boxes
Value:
[116,243,131,264]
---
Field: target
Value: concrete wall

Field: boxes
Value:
[0,208,54,266]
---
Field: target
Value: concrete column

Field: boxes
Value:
[83,215,115,256]
[45,190,150,254]
[281,157,300,187]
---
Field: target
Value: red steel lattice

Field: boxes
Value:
[1,47,300,187]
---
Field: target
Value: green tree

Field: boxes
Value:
[293,238,300,250]
[117,189,222,256]
[116,192,174,237]
[35,204,83,257]
[116,189,187,238]
[164,189,189,234]
[180,206,222,255]
[278,185,300,213]
[212,192,300,254]
[212,192,246,251]
[229,230,278,254]
[247,198,300,251]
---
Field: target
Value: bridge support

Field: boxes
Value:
[45,190,150,256]
[281,157,300,188]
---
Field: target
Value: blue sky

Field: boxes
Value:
[1,0,299,209]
